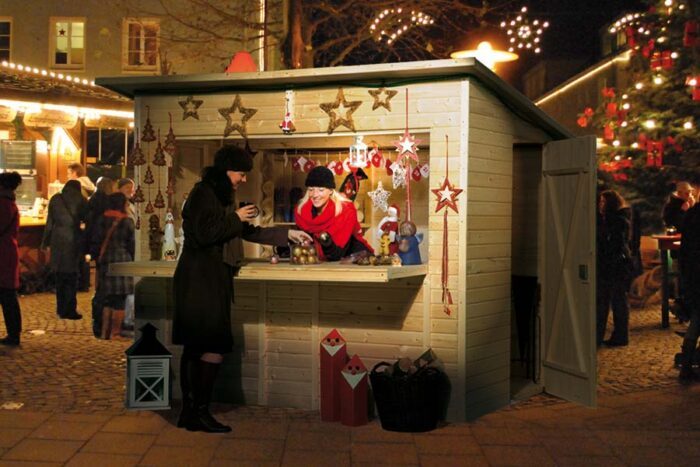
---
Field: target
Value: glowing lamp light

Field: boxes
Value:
[644,120,656,129]
[635,82,644,90]
[653,76,663,85]
[613,140,621,147]
[684,121,694,130]
[225,51,257,73]
[631,142,639,149]
[451,41,518,71]
[614,155,621,160]
[349,135,369,168]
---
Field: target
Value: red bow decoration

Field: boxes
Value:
[602,87,616,99]
[650,51,662,70]
[604,124,615,142]
[661,51,673,70]
[646,140,664,167]
[642,39,655,58]
[684,20,698,47]
[605,102,618,118]
[616,110,628,125]
[577,116,589,128]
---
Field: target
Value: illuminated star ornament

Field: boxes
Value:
[319,87,362,134]
[218,94,258,138]
[178,95,203,120]
[432,135,462,316]
[368,87,398,111]
[500,6,549,55]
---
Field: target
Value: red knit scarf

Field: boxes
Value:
[103,210,129,219]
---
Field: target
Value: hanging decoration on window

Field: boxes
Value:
[164,112,177,155]
[368,180,391,212]
[279,90,296,134]
[391,161,407,189]
[152,130,167,166]
[178,95,203,121]
[143,166,155,185]
[154,189,166,209]
[319,87,362,134]
[145,200,155,214]
[368,143,383,167]
[368,87,398,111]
[128,129,146,166]
[393,89,421,165]
[218,94,258,138]
[141,105,156,142]
[133,185,145,204]
[431,135,463,316]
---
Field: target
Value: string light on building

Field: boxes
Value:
[499,6,549,54]
[1,60,97,87]
[370,8,435,45]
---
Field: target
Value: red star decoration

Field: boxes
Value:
[432,177,462,214]
[393,129,421,164]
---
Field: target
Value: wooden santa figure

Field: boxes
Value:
[377,204,400,255]
[340,354,368,427]
[320,329,347,421]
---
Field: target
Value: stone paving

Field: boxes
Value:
[0,289,698,466]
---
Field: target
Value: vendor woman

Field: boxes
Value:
[295,166,373,260]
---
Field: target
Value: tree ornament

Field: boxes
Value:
[349,135,368,168]
[303,158,316,173]
[152,130,167,166]
[135,214,141,230]
[391,162,407,189]
[164,112,176,155]
[154,189,166,209]
[291,157,301,171]
[412,165,422,182]
[432,135,462,316]
[144,166,155,185]
[128,129,146,166]
[333,158,344,175]
[133,185,145,203]
[297,156,308,172]
[369,144,383,167]
[279,93,296,134]
[368,180,391,212]
[393,89,421,164]
[218,94,258,138]
[145,200,155,214]
[385,158,394,176]
[420,163,430,179]
[141,106,156,142]
[367,87,398,111]
[319,87,362,134]
[178,95,203,120]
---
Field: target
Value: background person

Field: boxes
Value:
[663,181,695,232]
[116,178,136,334]
[294,166,373,261]
[42,180,88,320]
[87,176,114,338]
[597,189,633,347]
[0,172,23,346]
[66,163,94,292]
[678,201,700,383]
[173,145,310,433]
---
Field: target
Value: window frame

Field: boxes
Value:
[0,17,12,62]
[122,17,160,73]
[48,16,86,70]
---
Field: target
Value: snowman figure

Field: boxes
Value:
[162,209,178,261]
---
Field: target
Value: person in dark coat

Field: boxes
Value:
[42,180,88,320]
[663,181,695,231]
[596,189,633,347]
[96,192,134,340]
[174,145,311,433]
[0,172,23,346]
[294,166,373,261]
[87,177,114,337]
[678,203,700,383]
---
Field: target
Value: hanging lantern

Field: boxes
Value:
[349,135,368,168]
[125,323,172,410]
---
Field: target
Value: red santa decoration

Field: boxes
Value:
[320,329,347,422]
[377,204,400,255]
[339,354,368,427]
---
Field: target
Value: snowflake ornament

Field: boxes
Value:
[368,181,392,212]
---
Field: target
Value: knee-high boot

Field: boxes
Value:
[177,353,194,428]
[186,360,231,433]
[679,341,698,384]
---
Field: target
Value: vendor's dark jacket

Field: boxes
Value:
[680,204,700,308]
[663,194,687,230]
[597,206,632,281]
[0,189,20,289]
[173,167,288,353]
[42,185,88,273]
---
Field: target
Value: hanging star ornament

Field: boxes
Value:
[218,94,258,138]
[432,177,462,214]
[178,95,203,120]
[393,129,421,164]
[319,87,362,134]
[368,87,398,111]
[368,181,392,212]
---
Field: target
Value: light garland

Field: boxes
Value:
[608,12,648,35]
[1,60,96,86]
[499,6,549,54]
[370,8,434,45]
[0,98,134,120]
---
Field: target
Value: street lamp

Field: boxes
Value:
[450,41,518,71]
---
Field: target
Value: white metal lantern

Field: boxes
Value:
[125,323,172,410]
[349,135,368,168]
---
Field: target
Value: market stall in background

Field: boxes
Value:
[99,58,597,421]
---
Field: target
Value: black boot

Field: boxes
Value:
[176,353,194,428]
[679,342,698,385]
[186,360,231,433]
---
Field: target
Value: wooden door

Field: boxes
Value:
[541,136,597,407]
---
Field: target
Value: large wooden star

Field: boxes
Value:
[393,129,421,164]
[178,95,203,120]
[432,177,462,214]
[368,87,398,111]
[319,87,362,134]
[218,94,257,138]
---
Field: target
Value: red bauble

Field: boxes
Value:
[577,116,588,128]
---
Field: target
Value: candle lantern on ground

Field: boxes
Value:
[125,323,172,410]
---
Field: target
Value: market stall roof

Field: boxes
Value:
[96,58,572,140]
[1,64,132,112]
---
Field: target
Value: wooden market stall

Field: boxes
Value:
[98,58,597,421]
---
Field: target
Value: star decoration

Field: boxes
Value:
[218,94,258,138]
[368,88,398,111]
[319,87,362,134]
[393,129,421,164]
[432,177,463,214]
[368,181,392,212]
[178,95,203,120]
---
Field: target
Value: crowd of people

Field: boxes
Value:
[596,181,699,384]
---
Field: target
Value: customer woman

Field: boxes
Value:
[0,172,23,346]
[295,166,373,261]
[42,180,88,320]
[96,192,134,340]
[597,189,633,347]
[174,145,311,433]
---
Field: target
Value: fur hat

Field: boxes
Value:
[305,166,335,190]
[214,145,253,172]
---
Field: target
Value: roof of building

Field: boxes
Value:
[96,58,573,140]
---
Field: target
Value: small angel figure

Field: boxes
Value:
[397,220,423,265]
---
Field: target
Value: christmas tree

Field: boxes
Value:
[577,0,699,233]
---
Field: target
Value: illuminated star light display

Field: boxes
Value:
[500,6,549,54]
[370,8,435,45]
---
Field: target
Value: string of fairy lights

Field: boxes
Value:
[370,8,435,45]
[499,6,549,54]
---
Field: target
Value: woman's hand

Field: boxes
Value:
[235,204,258,221]
[288,229,313,244]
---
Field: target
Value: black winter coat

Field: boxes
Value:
[42,185,88,273]
[663,195,687,230]
[597,207,632,282]
[680,204,700,308]
[172,168,289,353]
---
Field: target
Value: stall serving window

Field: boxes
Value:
[0,18,11,62]
[86,128,133,165]
[122,18,159,72]
[49,17,85,69]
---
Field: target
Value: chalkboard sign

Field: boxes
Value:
[0,140,36,170]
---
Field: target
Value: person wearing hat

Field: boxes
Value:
[173,145,311,433]
[295,166,373,261]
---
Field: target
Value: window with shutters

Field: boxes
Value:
[49,18,85,69]
[123,18,159,72]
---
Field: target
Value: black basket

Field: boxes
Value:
[370,362,447,432]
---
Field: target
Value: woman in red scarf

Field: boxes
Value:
[295,166,373,261]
